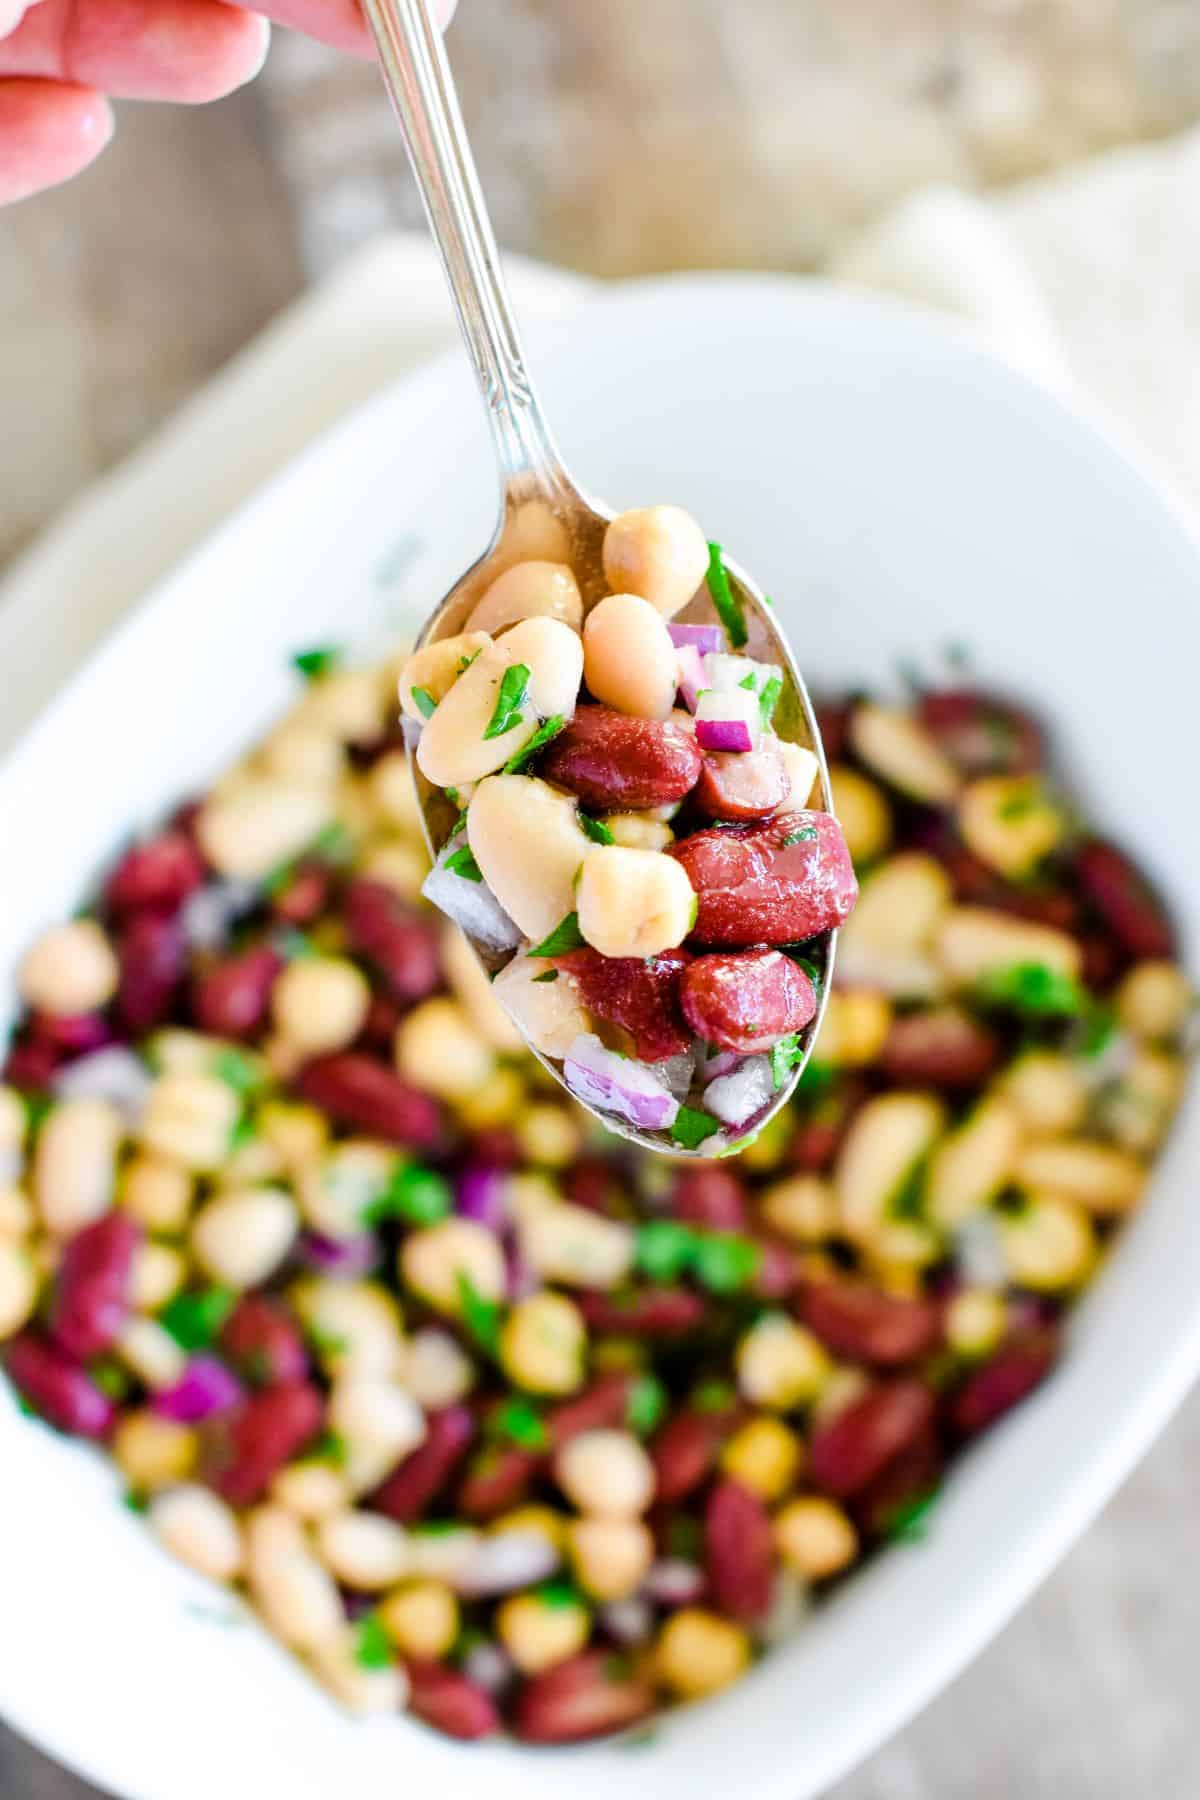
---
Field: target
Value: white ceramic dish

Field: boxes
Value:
[1,275,1197,1800]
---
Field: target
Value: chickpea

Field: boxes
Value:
[500,1292,587,1396]
[565,1516,654,1603]
[491,1505,568,1551]
[297,666,390,742]
[1116,960,1193,1041]
[583,592,678,720]
[829,765,892,865]
[296,1141,396,1240]
[945,1288,1007,1359]
[999,1193,1096,1291]
[760,1174,837,1245]
[925,1097,1023,1230]
[291,1278,405,1380]
[120,1154,194,1233]
[936,907,1082,988]
[440,922,525,1054]
[113,1412,198,1494]
[327,1376,426,1495]
[395,997,496,1102]
[514,1104,581,1169]
[271,957,370,1057]
[656,1608,751,1700]
[467,776,590,944]
[139,1073,241,1172]
[601,812,675,851]
[555,1429,655,1518]
[316,1511,412,1590]
[998,1051,1088,1137]
[518,1201,634,1292]
[0,1184,33,1238]
[497,1590,591,1674]
[403,1326,476,1409]
[272,1460,352,1522]
[378,1580,461,1660]
[310,1626,408,1717]
[778,741,820,811]
[260,719,345,788]
[398,630,494,721]
[491,950,594,1060]
[1015,1141,1145,1216]
[34,1097,122,1235]
[401,1218,506,1318]
[847,703,961,806]
[958,776,1064,878]
[0,1241,36,1340]
[465,562,583,637]
[812,990,893,1068]
[720,1417,803,1502]
[458,1067,526,1130]
[365,751,425,841]
[834,1092,947,1246]
[197,776,333,881]
[1100,1047,1186,1154]
[116,1316,187,1390]
[736,1315,830,1411]
[576,844,695,960]
[149,1484,244,1583]
[259,1100,329,1171]
[773,1497,858,1580]
[602,506,709,620]
[190,1187,298,1289]
[18,919,119,1017]
[359,839,436,910]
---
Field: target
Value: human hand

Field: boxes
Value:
[0,0,456,205]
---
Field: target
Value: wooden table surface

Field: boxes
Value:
[3,2,1200,1793]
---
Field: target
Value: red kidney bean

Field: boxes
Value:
[917,688,1044,776]
[751,1237,800,1300]
[342,880,441,1004]
[562,1157,625,1217]
[695,744,790,822]
[114,913,186,1034]
[669,811,857,948]
[652,1404,741,1504]
[192,945,283,1041]
[539,706,702,812]
[513,1650,656,1745]
[28,1011,111,1056]
[1073,839,1175,960]
[950,1329,1059,1438]
[809,1378,935,1499]
[203,1380,324,1505]
[3,1037,61,1092]
[370,1406,475,1523]
[270,861,333,927]
[786,1076,868,1174]
[853,1424,942,1540]
[680,950,816,1053]
[798,1278,941,1366]
[704,1477,774,1622]
[1080,930,1121,991]
[671,1165,750,1231]
[547,1373,634,1448]
[294,1053,442,1151]
[553,949,693,1063]
[469,1127,522,1170]
[406,1661,500,1740]
[456,1445,539,1520]
[219,1294,310,1387]
[578,1287,707,1337]
[51,1212,140,1361]
[880,1007,1000,1091]
[814,701,851,763]
[5,1333,116,1439]
[105,831,207,916]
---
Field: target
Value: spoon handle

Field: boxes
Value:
[361,0,574,506]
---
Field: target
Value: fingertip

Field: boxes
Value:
[0,78,113,204]
[161,5,271,101]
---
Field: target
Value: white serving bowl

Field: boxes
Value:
[0,275,1197,1800]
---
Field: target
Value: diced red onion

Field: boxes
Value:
[151,1354,243,1423]
[674,644,707,713]
[704,1054,774,1127]
[670,622,724,657]
[181,880,259,949]
[456,1165,508,1232]
[461,1642,516,1695]
[599,1597,655,1646]
[53,1046,153,1123]
[696,1044,740,1082]
[296,1231,381,1279]
[649,1050,696,1101]
[695,689,760,754]
[422,840,521,953]
[644,1558,707,1606]
[454,1530,561,1597]
[563,1034,680,1132]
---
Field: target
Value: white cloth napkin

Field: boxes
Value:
[3,124,1200,753]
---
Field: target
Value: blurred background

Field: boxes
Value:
[3,0,1200,1794]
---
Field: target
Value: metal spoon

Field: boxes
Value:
[365,0,836,1155]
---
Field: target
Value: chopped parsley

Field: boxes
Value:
[770,1032,805,1090]
[670,1105,722,1149]
[532,971,560,987]
[976,961,1086,1018]
[1077,1002,1119,1059]
[706,542,748,648]
[212,1047,263,1096]
[365,1164,452,1228]
[444,843,483,883]
[626,1373,668,1437]
[457,1272,503,1355]
[886,1492,937,1542]
[634,1219,696,1284]
[492,1396,548,1449]
[781,825,818,846]
[304,1323,348,1357]
[536,1580,586,1611]
[411,685,438,720]
[354,1614,395,1670]
[483,663,532,740]
[91,1361,131,1401]
[579,813,615,845]
[693,1379,737,1413]
[691,1232,760,1294]
[739,673,757,691]
[528,913,586,958]
[274,927,320,961]
[160,1286,235,1352]
[503,714,567,773]
[758,673,783,724]
[122,1489,150,1513]
[291,645,340,680]
[311,1430,348,1467]
[633,1219,759,1292]
[458,650,482,675]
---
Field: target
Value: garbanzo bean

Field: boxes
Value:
[119,1154,194,1233]
[296,667,389,742]
[295,1141,395,1240]
[464,561,583,637]
[271,1461,351,1523]
[812,990,893,1068]
[583,592,678,720]
[829,764,892,865]
[290,1278,405,1380]
[602,506,709,620]
[759,1174,837,1245]
[576,844,695,959]
[1116,960,1193,1040]
[656,1608,751,1699]
[402,1326,475,1409]
[457,1066,526,1130]
[601,812,675,851]
[113,1412,198,1493]
[398,630,493,722]
[720,1417,803,1502]
[773,1497,858,1581]
[778,741,820,811]
[401,1218,506,1317]
[998,1051,1088,1137]
[1100,1046,1186,1154]
[271,956,370,1057]
[499,1292,587,1395]
[490,950,594,1060]
[190,1187,298,1289]
[0,1185,33,1239]
[139,1073,241,1173]
[944,1288,1007,1359]
[260,718,345,788]
[564,1517,654,1603]
[999,1192,1096,1291]
[497,1589,591,1673]
[736,1314,830,1411]
[149,1484,244,1582]
[958,775,1064,878]
[513,1103,580,1168]
[18,919,118,1017]
[555,1429,655,1518]
[378,1579,460,1660]
[35,1097,122,1235]
[467,775,590,944]
[395,997,495,1101]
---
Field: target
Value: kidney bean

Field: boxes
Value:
[752,1237,800,1300]
[880,1006,999,1091]
[3,1037,61,1092]
[950,1329,1059,1438]
[370,1405,475,1523]
[270,861,333,927]
[192,945,283,1041]
[513,1650,656,1745]
[1074,840,1175,960]
[457,1444,540,1520]
[669,811,857,948]
[406,1661,500,1740]
[671,1165,750,1231]
[680,950,816,1054]
[51,1211,140,1361]
[554,948,692,1063]
[579,1287,707,1337]
[853,1424,942,1540]
[652,1404,741,1504]
[539,705,702,812]
[786,1078,867,1173]
[343,880,441,1004]
[203,1380,324,1506]
[563,1157,625,1217]
[114,913,186,1034]
[695,745,790,822]
[294,1053,442,1151]
[546,1372,634,1447]
[917,688,1044,777]
[470,1128,522,1170]
[219,1294,310,1386]
[356,992,401,1055]
[704,1477,774,1622]
[5,1333,116,1439]
[798,1278,941,1366]
[105,831,207,916]
[28,1011,111,1057]
[1079,930,1121,991]
[809,1379,935,1498]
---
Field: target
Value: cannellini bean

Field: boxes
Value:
[219,1134,287,1189]
[407,1528,481,1585]
[149,1484,244,1582]
[395,997,496,1101]
[316,1510,412,1589]
[197,776,334,881]
[935,907,1082,985]
[812,991,893,1068]
[290,1278,405,1380]
[513,1104,580,1169]
[272,1460,352,1522]
[925,1097,1023,1229]
[260,719,345,788]
[1015,1141,1146,1215]
[555,1429,655,1517]
[114,1411,198,1493]
[366,745,425,835]
[497,1589,591,1673]
[360,839,429,903]
[378,1579,460,1659]
[517,1202,634,1291]
[834,1092,946,1245]
[34,1097,122,1235]
[848,703,961,805]
[492,498,572,571]
[760,1174,837,1244]
[0,1241,36,1339]
[190,1187,298,1289]
[251,1542,345,1653]
[576,843,695,958]
[944,1289,1007,1358]
[773,1497,858,1580]
[465,562,583,637]
[467,776,590,942]
[958,775,1064,878]
[736,1314,830,1410]
[999,1193,1095,1291]
[602,506,710,620]
[297,1141,396,1240]
[260,1101,330,1171]
[401,1218,506,1317]
[139,1073,241,1172]
[491,950,593,1059]
[777,741,821,812]
[271,957,370,1057]
[998,1052,1088,1137]
[403,1327,475,1409]
[0,1184,33,1239]
[120,1154,194,1232]
[1116,961,1193,1040]
[441,923,525,1053]
[601,812,675,851]
[327,1376,426,1495]
[244,1504,308,1573]
[829,765,892,864]
[720,1417,803,1502]
[499,1292,587,1396]
[839,854,952,960]
[418,623,582,788]
[310,1626,408,1716]
[295,666,389,741]
[19,920,119,1017]
[583,593,678,720]
[116,1316,187,1390]
[1100,1047,1186,1154]
[656,1608,751,1699]
[398,631,493,721]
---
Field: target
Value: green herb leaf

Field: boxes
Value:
[311,1430,348,1467]
[739,673,757,691]
[212,1047,264,1096]
[91,1360,132,1401]
[527,913,586,958]
[626,1374,668,1437]
[1077,1002,1119,1059]
[634,1219,697,1284]
[227,1112,257,1153]
[976,961,1086,1019]
[503,713,567,774]
[304,1323,348,1358]
[706,543,748,648]
[457,650,482,675]
[758,674,783,724]
[532,970,560,984]
[579,813,615,845]
[670,1106,721,1150]
[354,1614,395,1671]
[691,1232,761,1294]
[291,645,340,681]
[887,1491,937,1543]
[770,1033,805,1091]
[365,1164,453,1228]
[795,1059,836,1097]
[160,1286,236,1352]
[444,844,483,883]
[692,1379,737,1413]
[457,1272,503,1355]
[122,1489,150,1513]
[483,663,532,741]
[537,1580,586,1611]
[781,826,818,846]
[412,685,438,720]
[492,1396,548,1450]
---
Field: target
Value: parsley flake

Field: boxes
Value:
[212,1047,263,1096]
[365,1164,452,1228]
[770,1033,805,1091]
[579,814,615,845]
[691,1232,760,1294]
[532,970,560,984]
[626,1374,668,1437]
[503,713,566,773]
[527,913,586,958]
[536,1580,585,1611]
[444,844,483,883]
[457,1272,503,1355]
[412,685,438,720]
[706,543,748,648]
[492,1396,548,1449]
[670,1106,722,1150]
[758,674,783,724]
[976,961,1086,1018]
[483,663,532,740]
[634,1219,696,1284]
[160,1286,235,1352]
[887,1491,937,1542]
[291,645,340,681]
[782,826,818,846]
[354,1614,394,1670]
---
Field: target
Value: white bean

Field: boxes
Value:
[566,1517,654,1603]
[403,1326,476,1408]
[120,1155,194,1232]
[848,703,961,805]
[116,1316,187,1390]
[834,1092,946,1245]
[149,1485,244,1583]
[401,1218,506,1317]
[197,776,333,881]
[498,1292,587,1395]
[289,1278,405,1380]
[555,1429,655,1517]
[490,949,594,1059]
[497,615,584,720]
[252,1544,345,1653]
[260,719,345,788]
[190,1186,298,1288]
[327,1376,426,1494]
[583,593,678,719]
[295,667,389,743]
[467,775,589,942]
[316,1510,412,1589]
[395,997,496,1100]
[925,1097,1022,1229]
[139,1073,242,1172]
[935,907,1082,985]
[271,1460,351,1522]
[398,631,494,722]
[576,844,695,958]
[828,764,890,857]
[465,561,583,636]
[1116,960,1193,1040]
[271,957,370,1057]
[34,1098,122,1235]
[777,741,820,812]
[19,920,119,1017]
[602,506,709,620]
[517,1201,634,1291]
[440,923,525,1053]
[296,1141,396,1241]
[311,1626,408,1716]
[0,1185,33,1239]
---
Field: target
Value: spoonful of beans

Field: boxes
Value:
[372,0,858,1155]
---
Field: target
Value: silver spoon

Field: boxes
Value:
[364,0,837,1155]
